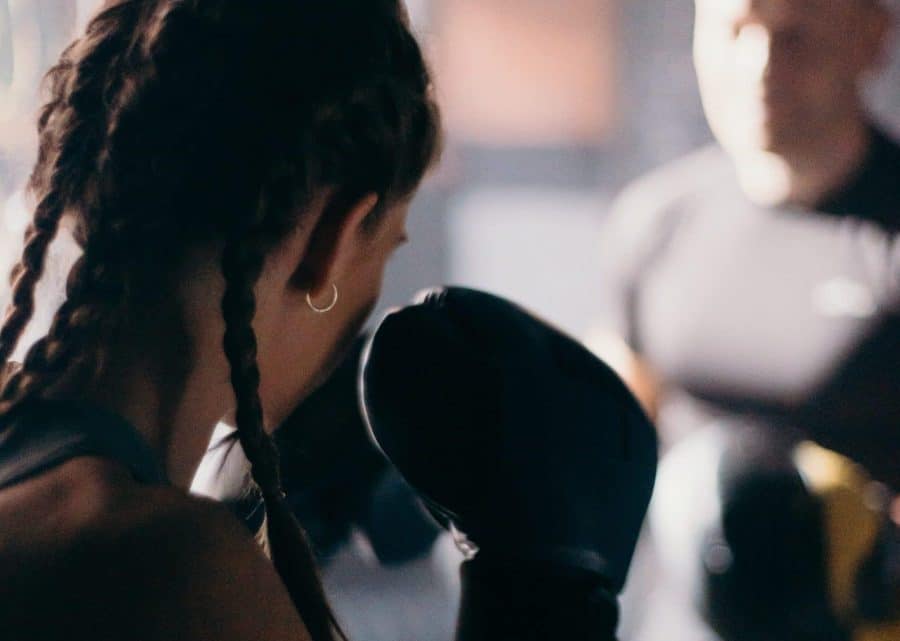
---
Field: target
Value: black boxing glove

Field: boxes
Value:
[275,335,440,564]
[360,287,658,639]
[193,336,439,564]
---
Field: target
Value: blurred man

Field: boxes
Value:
[596,0,900,639]
[599,0,900,489]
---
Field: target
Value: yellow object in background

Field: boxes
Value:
[795,442,900,641]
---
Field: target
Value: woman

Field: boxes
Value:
[0,1,439,639]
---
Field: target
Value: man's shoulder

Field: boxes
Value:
[612,145,733,222]
[600,145,733,268]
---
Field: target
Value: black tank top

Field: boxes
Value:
[0,399,168,491]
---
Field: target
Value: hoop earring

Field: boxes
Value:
[306,284,339,314]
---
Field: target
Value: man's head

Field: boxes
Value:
[693,0,893,157]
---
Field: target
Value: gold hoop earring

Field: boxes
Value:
[306,284,339,314]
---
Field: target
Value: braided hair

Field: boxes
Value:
[0,1,440,639]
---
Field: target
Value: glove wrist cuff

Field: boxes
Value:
[456,556,619,641]
[472,549,615,590]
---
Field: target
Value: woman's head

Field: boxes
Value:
[0,0,439,637]
[2,0,439,440]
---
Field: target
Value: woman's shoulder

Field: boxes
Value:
[93,478,314,640]
[0,458,311,641]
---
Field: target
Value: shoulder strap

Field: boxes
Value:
[0,399,168,490]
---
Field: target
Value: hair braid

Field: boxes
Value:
[0,190,65,367]
[221,210,346,641]
[0,227,131,412]
[0,1,143,383]
[220,235,276,495]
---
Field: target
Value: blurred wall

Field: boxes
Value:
[378,0,900,341]
[4,0,900,335]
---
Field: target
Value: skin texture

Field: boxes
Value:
[256,195,412,431]
[77,194,410,490]
[0,458,313,640]
[693,0,891,206]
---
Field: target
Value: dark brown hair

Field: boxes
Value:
[0,1,440,639]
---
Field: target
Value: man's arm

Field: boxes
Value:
[584,327,662,421]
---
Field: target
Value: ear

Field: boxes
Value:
[290,192,380,299]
